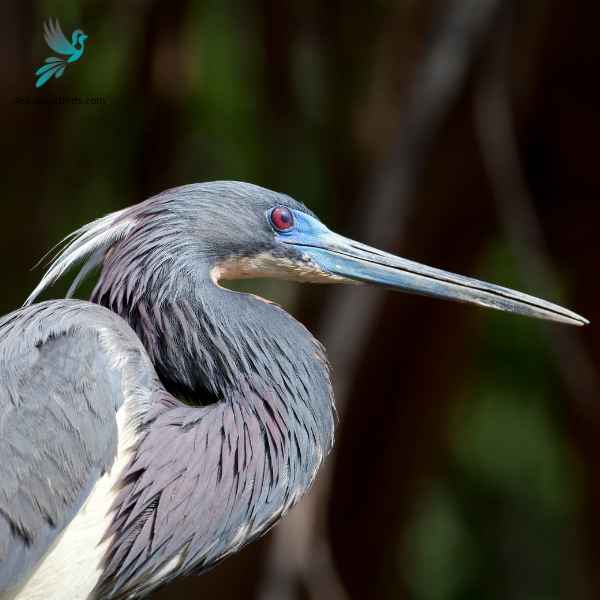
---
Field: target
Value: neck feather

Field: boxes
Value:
[93,264,335,441]
[92,263,336,595]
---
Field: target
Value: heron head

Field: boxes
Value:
[25,181,587,326]
[202,183,350,285]
[195,182,586,326]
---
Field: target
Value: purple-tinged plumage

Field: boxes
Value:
[1,181,585,600]
[20,182,335,599]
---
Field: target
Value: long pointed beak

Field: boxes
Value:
[286,230,588,327]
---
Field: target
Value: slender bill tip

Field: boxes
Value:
[529,308,589,327]
[572,314,590,327]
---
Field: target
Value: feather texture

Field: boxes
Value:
[16,182,336,598]
[0,301,157,596]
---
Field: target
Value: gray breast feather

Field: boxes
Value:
[0,301,135,594]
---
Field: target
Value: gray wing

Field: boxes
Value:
[0,301,140,594]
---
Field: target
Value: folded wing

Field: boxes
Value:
[0,301,148,595]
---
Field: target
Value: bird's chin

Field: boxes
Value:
[211,252,350,286]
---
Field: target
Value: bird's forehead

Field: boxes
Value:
[164,181,316,219]
[222,193,312,219]
[266,192,314,216]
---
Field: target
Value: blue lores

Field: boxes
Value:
[35,18,88,88]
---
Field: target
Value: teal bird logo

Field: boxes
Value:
[35,18,88,88]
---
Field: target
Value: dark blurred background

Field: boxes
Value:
[2,1,600,599]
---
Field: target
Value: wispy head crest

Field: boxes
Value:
[25,208,134,306]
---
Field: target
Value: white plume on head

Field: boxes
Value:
[25,207,134,306]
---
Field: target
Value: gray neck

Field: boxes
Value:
[93,261,335,442]
[92,260,336,597]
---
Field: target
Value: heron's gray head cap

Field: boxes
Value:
[25,181,339,307]
[159,182,310,255]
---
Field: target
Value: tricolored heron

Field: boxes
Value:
[0,182,586,599]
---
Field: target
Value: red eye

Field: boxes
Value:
[270,206,295,232]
